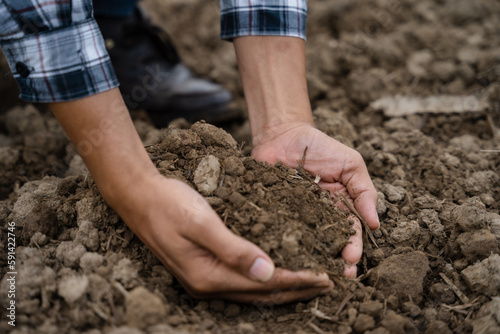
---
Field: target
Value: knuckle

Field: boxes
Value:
[187,277,214,296]
[352,151,365,164]
[224,247,248,267]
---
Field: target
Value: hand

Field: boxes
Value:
[111,174,333,303]
[252,122,379,278]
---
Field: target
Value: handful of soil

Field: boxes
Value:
[147,122,354,274]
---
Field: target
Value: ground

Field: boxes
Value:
[0,0,500,333]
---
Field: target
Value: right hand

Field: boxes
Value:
[110,174,333,303]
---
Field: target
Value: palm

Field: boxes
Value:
[252,124,379,277]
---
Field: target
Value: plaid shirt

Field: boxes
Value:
[0,0,308,103]
[220,0,308,40]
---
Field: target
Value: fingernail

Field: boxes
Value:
[249,257,274,282]
[320,280,334,293]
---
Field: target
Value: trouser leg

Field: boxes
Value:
[93,0,140,17]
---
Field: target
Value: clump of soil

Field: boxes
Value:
[147,121,353,273]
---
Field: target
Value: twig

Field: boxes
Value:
[355,268,374,282]
[90,303,110,322]
[439,273,469,304]
[308,308,336,322]
[308,322,326,334]
[113,281,129,298]
[248,201,262,211]
[335,192,379,248]
[334,292,353,317]
[300,146,309,167]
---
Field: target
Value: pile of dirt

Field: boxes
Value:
[1,0,500,333]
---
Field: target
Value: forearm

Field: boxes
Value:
[49,88,158,207]
[234,36,314,145]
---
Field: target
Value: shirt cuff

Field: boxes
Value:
[220,0,308,41]
[0,18,119,103]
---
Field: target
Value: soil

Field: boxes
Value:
[1,0,500,333]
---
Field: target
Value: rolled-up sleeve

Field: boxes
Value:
[220,0,308,41]
[0,0,118,103]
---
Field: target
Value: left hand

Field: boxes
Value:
[252,122,379,278]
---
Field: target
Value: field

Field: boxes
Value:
[1,0,499,333]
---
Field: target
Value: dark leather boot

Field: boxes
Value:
[95,7,240,126]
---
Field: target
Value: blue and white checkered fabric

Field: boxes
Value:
[0,0,118,102]
[220,0,308,40]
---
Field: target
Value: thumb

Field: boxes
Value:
[183,207,275,282]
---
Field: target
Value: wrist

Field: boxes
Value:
[99,163,159,212]
[252,121,315,148]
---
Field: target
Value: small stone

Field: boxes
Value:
[126,287,167,329]
[193,155,221,195]
[58,275,89,304]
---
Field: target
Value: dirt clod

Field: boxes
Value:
[369,251,430,303]
[461,254,500,296]
[125,287,168,329]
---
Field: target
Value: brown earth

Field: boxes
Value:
[1,0,500,333]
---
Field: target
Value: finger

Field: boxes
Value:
[206,283,333,304]
[341,215,363,267]
[343,161,380,230]
[179,199,276,282]
[184,261,332,295]
[353,187,379,230]
[343,263,357,279]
